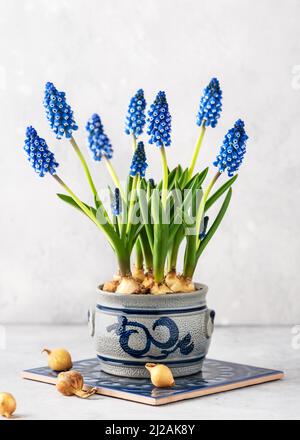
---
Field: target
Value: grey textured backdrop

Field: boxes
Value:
[0,0,299,324]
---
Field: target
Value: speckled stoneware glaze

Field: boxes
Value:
[88,284,215,378]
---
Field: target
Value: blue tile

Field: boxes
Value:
[23,358,283,402]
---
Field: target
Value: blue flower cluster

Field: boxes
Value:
[148,178,155,189]
[24,127,59,177]
[147,91,172,147]
[196,78,222,128]
[44,82,78,139]
[111,188,121,216]
[130,141,148,177]
[200,216,209,240]
[125,89,147,138]
[86,114,113,161]
[214,119,248,177]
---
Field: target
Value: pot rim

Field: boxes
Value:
[97,282,208,301]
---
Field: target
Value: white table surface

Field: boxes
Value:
[0,325,299,420]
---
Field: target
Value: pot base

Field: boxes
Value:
[97,356,205,378]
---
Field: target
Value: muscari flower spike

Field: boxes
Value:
[125,89,147,138]
[44,82,78,140]
[200,216,209,240]
[213,119,248,177]
[196,78,222,128]
[148,178,155,189]
[86,114,113,161]
[147,91,172,147]
[111,188,121,216]
[130,141,148,178]
[24,127,59,177]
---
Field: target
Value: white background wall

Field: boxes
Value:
[0,0,299,324]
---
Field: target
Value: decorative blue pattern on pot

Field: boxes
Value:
[107,316,194,360]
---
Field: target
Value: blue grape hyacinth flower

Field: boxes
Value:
[130,141,148,177]
[125,89,147,138]
[44,82,78,140]
[24,127,59,177]
[86,114,113,161]
[213,119,248,177]
[200,216,209,240]
[147,91,172,147]
[196,78,222,128]
[111,188,122,216]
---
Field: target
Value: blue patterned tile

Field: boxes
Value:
[23,358,283,403]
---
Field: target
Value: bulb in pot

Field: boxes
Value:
[170,276,195,293]
[56,371,97,399]
[133,266,145,282]
[145,364,175,388]
[0,393,17,418]
[116,276,141,294]
[150,282,172,295]
[42,348,73,372]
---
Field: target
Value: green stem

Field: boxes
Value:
[195,171,221,249]
[132,134,137,152]
[140,228,153,271]
[116,246,132,277]
[183,235,197,278]
[160,146,169,208]
[104,157,126,201]
[70,136,98,198]
[188,124,206,180]
[153,251,166,283]
[167,227,184,272]
[135,239,144,270]
[126,175,139,235]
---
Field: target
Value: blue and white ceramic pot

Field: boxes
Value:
[88,284,215,378]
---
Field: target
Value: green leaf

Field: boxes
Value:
[197,188,233,259]
[138,187,154,252]
[205,175,238,212]
[57,193,84,213]
[57,193,97,216]
[178,168,189,188]
[196,167,209,188]
[57,194,123,253]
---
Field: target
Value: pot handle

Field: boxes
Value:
[205,309,215,339]
[88,308,95,338]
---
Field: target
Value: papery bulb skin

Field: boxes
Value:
[103,280,119,293]
[125,89,147,138]
[133,266,145,282]
[44,82,78,139]
[213,119,248,177]
[86,113,113,161]
[169,276,195,293]
[196,78,222,128]
[147,91,172,147]
[116,277,141,294]
[24,126,59,177]
[56,371,97,399]
[150,283,172,295]
[142,273,154,291]
[165,270,178,289]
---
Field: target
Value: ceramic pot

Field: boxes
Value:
[88,283,215,378]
